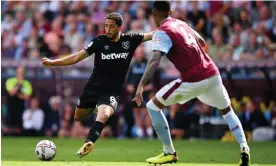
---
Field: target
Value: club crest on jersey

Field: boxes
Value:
[122,41,130,50]
[104,45,109,50]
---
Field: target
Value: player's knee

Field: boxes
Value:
[219,105,232,115]
[146,100,161,111]
[97,105,114,120]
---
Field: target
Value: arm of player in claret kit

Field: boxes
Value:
[142,30,157,42]
[139,50,162,86]
[133,50,162,106]
[41,50,90,67]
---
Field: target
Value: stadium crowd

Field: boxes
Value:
[1,1,276,141]
[2,1,276,60]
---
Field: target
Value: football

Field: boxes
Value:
[35,140,56,161]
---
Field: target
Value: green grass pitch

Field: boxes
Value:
[2,137,276,166]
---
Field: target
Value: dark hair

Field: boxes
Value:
[105,12,123,27]
[153,1,171,12]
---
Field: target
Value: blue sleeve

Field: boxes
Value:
[152,30,172,55]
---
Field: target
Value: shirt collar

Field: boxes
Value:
[160,16,171,25]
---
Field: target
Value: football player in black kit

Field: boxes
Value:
[42,13,155,158]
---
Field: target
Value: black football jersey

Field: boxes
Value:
[84,33,144,93]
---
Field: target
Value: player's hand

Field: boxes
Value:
[132,85,144,106]
[41,57,54,67]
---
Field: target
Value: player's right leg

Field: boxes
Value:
[145,97,178,164]
[145,79,189,164]
[74,107,91,121]
[146,77,211,164]
[197,75,250,166]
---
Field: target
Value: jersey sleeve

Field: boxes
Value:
[152,30,172,55]
[129,33,144,47]
[84,38,99,55]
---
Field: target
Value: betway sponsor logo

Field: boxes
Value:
[101,53,129,60]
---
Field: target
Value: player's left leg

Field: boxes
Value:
[87,104,114,141]
[220,106,250,166]
[76,104,114,158]
[197,75,250,166]
[145,78,205,164]
[76,95,118,158]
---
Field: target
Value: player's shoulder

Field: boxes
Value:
[94,34,108,42]
[166,17,188,25]
[85,35,108,50]
[154,30,169,38]
[122,32,143,39]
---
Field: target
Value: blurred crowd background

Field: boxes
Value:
[1,1,276,141]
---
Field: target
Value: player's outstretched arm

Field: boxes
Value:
[192,29,206,47]
[142,30,157,42]
[139,50,162,86]
[41,50,89,67]
[133,50,162,106]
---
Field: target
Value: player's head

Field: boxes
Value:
[152,1,172,27]
[105,12,123,40]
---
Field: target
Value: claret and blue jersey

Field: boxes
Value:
[152,17,219,82]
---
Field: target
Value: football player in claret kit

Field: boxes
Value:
[133,1,250,165]
[42,12,155,158]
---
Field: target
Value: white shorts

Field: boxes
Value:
[155,75,231,109]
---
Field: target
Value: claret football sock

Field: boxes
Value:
[85,121,105,143]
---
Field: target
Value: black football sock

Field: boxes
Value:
[85,121,105,143]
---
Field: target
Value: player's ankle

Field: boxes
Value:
[240,143,250,152]
[163,144,175,155]
[85,139,92,143]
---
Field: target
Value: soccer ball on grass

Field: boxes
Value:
[35,140,56,161]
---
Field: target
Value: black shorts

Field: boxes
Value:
[77,83,120,112]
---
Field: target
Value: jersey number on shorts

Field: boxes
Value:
[179,26,197,46]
